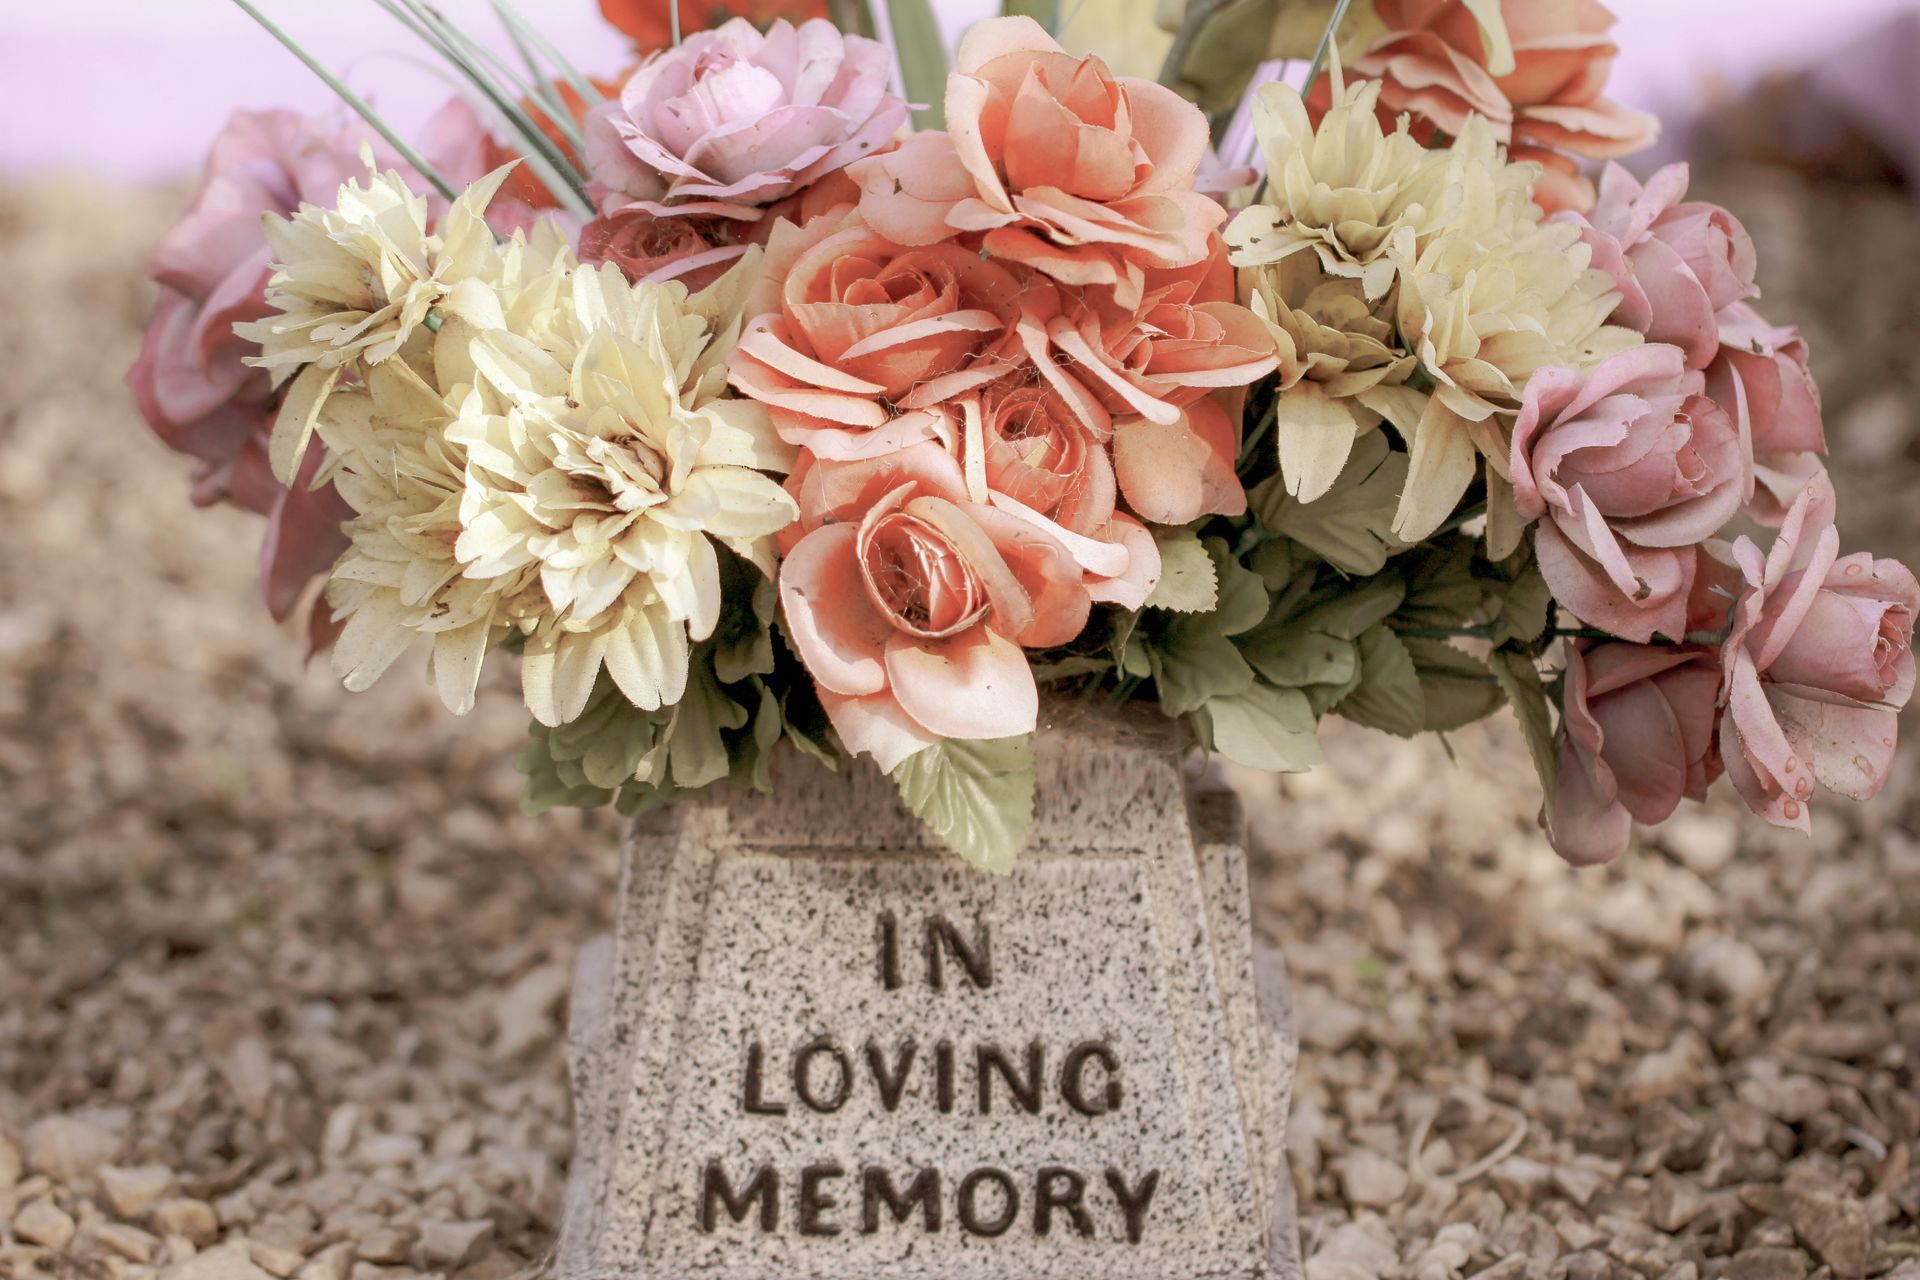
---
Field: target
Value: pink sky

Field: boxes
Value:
[3,0,1914,179]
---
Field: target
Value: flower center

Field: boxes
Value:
[857,511,988,639]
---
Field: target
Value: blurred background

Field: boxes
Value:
[2,3,1918,1279]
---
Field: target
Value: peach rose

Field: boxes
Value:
[850,16,1223,309]
[727,215,1027,458]
[1322,0,1657,212]
[968,384,1163,609]
[779,444,1091,768]
[1037,244,1277,429]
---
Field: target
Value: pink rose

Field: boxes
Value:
[1548,639,1724,866]
[579,209,747,289]
[126,108,389,626]
[850,16,1223,309]
[1708,301,1828,526]
[1717,474,1918,831]
[582,18,907,223]
[1511,344,1744,644]
[727,215,1027,459]
[1566,164,1759,370]
[778,444,1090,768]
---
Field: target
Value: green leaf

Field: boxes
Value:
[1404,638,1506,732]
[1238,621,1359,693]
[1396,537,1491,630]
[1149,616,1256,716]
[1289,576,1408,642]
[1198,683,1324,774]
[1000,0,1059,29]
[1111,609,1151,678]
[666,663,750,791]
[1248,537,1298,591]
[1029,655,1114,682]
[1490,648,1560,820]
[1336,626,1425,737]
[1491,565,1552,649]
[1252,429,1409,576]
[1145,531,1218,613]
[713,564,776,684]
[891,736,1036,874]
[1205,538,1271,637]
[886,0,950,130]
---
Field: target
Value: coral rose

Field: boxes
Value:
[1327,0,1657,212]
[851,16,1223,309]
[582,18,907,223]
[1037,243,1277,430]
[967,385,1163,609]
[778,444,1091,769]
[1511,343,1744,644]
[1717,473,1918,832]
[601,0,829,52]
[1548,639,1724,866]
[1567,163,1759,371]
[727,215,1027,458]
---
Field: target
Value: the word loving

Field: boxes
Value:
[697,912,1162,1246]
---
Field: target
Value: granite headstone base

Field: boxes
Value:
[556,717,1301,1280]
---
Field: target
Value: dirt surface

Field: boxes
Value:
[2,171,1918,1280]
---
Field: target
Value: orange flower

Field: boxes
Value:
[851,16,1224,310]
[1313,0,1657,212]
[778,444,1089,768]
[600,0,829,51]
[727,214,1029,459]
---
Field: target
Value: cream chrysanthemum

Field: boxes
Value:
[1227,76,1454,300]
[293,163,797,728]
[446,259,796,727]
[1229,76,1635,545]
[319,357,540,717]
[244,160,518,485]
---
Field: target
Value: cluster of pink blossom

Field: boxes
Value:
[1513,164,1916,863]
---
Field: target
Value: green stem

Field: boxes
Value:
[1238,398,1279,471]
[228,0,461,203]
[490,0,606,108]
[1302,0,1355,102]
[394,0,596,215]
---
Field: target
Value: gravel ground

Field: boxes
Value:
[2,170,1917,1280]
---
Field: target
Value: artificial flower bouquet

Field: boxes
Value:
[133,0,1916,872]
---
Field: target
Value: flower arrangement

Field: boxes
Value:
[135,0,1915,872]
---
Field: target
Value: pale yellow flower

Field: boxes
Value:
[245,161,518,485]
[1226,76,1454,300]
[1231,86,1635,544]
[1244,253,1416,503]
[317,356,540,718]
[447,258,796,727]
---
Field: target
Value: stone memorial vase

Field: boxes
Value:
[556,707,1302,1280]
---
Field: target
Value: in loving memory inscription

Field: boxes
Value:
[696,912,1161,1246]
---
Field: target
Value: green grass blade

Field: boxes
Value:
[227,0,461,203]
[885,0,949,130]
[1000,0,1059,34]
[492,0,606,107]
